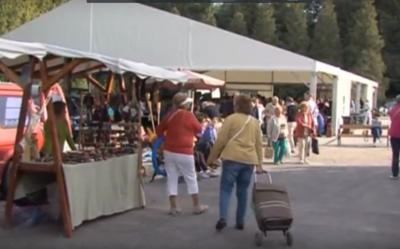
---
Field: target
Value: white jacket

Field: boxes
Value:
[267,115,288,142]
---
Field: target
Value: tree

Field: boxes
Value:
[149,3,180,15]
[309,0,341,66]
[276,4,310,55]
[344,0,385,83]
[176,3,216,26]
[237,3,258,36]
[0,0,68,35]
[228,11,248,36]
[215,3,236,30]
[376,0,400,97]
[252,4,278,45]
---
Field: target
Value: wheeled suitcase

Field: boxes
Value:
[253,172,293,247]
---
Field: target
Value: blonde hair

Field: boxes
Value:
[299,101,309,111]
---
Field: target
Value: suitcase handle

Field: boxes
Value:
[254,171,272,184]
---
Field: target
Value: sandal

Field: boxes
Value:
[193,204,208,215]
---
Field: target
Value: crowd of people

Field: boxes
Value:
[153,90,329,229]
[151,89,400,234]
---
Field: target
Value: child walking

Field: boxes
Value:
[371,110,382,146]
[267,106,289,165]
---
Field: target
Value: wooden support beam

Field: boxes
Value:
[71,63,104,77]
[19,56,36,85]
[0,60,21,84]
[41,60,73,237]
[32,61,105,79]
[119,74,127,104]
[106,72,115,102]
[9,54,58,71]
[136,77,145,177]
[5,83,32,225]
[43,59,85,91]
[86,74,106,92]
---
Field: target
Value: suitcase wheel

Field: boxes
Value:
[284,231,293,247]
[255,232,263,247]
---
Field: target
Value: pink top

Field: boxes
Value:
[389,103,400,138]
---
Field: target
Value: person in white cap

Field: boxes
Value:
[156,92,208,215]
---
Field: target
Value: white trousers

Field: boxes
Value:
[164,151,199,196]
[298,137,310,162]
[287,122,297,152]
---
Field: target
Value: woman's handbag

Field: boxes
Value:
[311,138,319,155]
[264,146,274,159]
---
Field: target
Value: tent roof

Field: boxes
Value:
[4,0,378,87]
[0,38,187,83]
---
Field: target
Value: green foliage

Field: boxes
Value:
[275,3,310,55]
[252,4,278,45]
[215,3,236,30]
[0,0,68,36]
[309,0,341,66]
[176,3,216,26]
[228,11,248,36]
[344,0,385,83]
[376,0,400,98]
[236,3,258,36]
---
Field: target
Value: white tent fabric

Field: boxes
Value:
[4,0,316,71]
[3,0,377,87]
[0,38,188,83]
[2,0,380,134]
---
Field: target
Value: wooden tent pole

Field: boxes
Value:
[119,74,127,104]
[136,77,145,177]
[43,59,85,91]
[40,60,73,238]
[4,83,32,225]
[146,92,156,132]
[106,72,115,103]
[86,74,106,92]
[0,60,22,84]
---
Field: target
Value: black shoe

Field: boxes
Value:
[235,223,244,230]
[215,219,227,231]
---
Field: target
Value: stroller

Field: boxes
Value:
[253,172,293,247]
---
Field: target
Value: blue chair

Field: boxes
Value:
[150,136,167,182]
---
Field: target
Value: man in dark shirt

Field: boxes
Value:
[286,97,298,154]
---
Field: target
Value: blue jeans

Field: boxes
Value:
[371,127,382,143]
[219,160,253,225]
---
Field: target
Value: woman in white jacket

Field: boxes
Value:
[267,106,289,165]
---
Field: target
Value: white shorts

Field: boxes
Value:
[164,150,199,196]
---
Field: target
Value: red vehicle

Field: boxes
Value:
[0,83,45,184]
[0,82,72,186]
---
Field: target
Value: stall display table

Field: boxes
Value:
[9,153,145,234]
[63,154,145,228]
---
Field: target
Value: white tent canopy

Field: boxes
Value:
[3,1,376,83]
[0,38,187,83]
[3,0,379,133]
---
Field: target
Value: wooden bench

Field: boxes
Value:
[337,124,390,146]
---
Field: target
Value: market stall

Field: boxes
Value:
[0,38,187,237]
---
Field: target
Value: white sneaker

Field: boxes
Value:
[390,175,399,180]
[199,172,210,179]
[206,170,219,178]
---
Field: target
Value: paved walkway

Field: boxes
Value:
[0,141,398,249]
